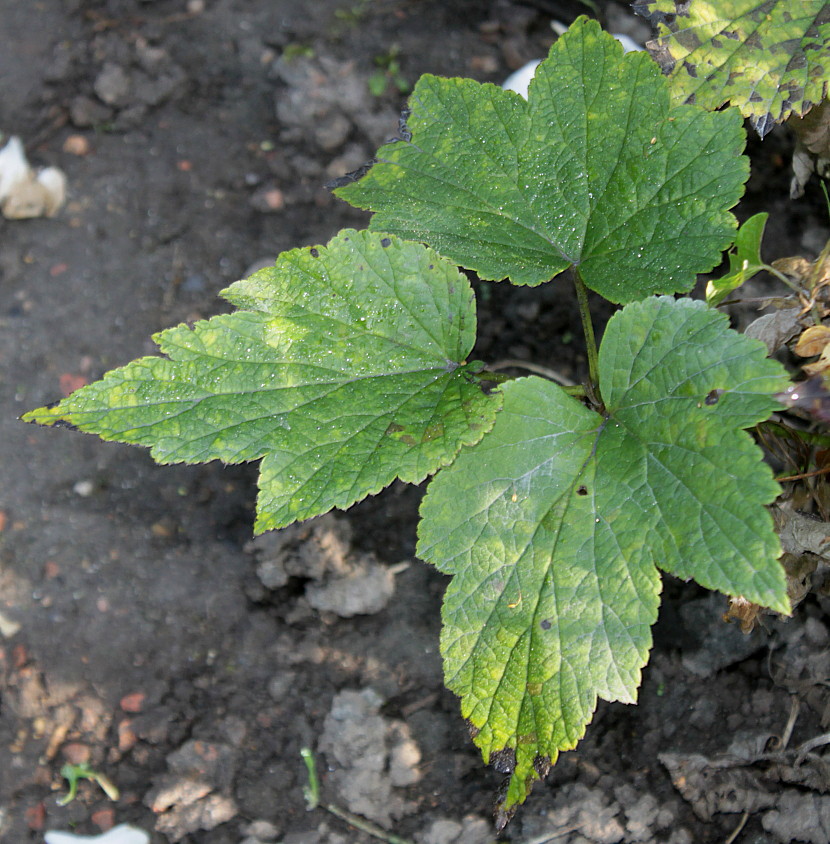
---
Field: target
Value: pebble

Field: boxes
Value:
[94,63,131,107]
[73,480,94,497]
[63,135,91,156]
[243,819,280,841]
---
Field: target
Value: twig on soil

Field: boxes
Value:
[723,811,749,844]
[796,731,830,766]
[300,747,416,844]
[324,802,416,844]
[780,696,801,750]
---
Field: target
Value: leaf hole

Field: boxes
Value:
[309,248,320,258]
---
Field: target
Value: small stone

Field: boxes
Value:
[73,480,94,497]
[69,96,113,128]
[0,610,21,638]
[305,561,395,617]
[154,794,238,839]
[313,113,352,151]
[805,616,829,646]
[418,819,463,844]
[243,819,280,841]
[62,135,91,156]
[120,691,146,713]
[61,742,91,764]
[249,186,285,213]
[166,739,237,791]
[94,63,131,107]
[145,774,212,813]
[267,672,295,701]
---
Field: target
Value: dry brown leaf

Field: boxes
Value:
[772,256,814,282]
[789,100,830,160]
[723,596,762,633]
[795,325,830,357]
[744,307,801,354]
[803,345,830,376]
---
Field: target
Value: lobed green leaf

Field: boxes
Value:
[23,230,501,531]
[337,16,748,303]
[418,296,789,817]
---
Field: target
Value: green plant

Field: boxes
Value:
[367,45,409,98]
[24,12,826,827]
[57,762,119,805]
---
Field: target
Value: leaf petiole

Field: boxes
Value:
[573,269,601,407]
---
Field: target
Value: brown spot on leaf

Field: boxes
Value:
[533,754,551,778]
[489,746,516,774]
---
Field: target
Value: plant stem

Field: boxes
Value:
[572,269,600,399]
[489,359,576,387]
[300,748,415,844]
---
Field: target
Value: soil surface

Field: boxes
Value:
[2,2,830,843]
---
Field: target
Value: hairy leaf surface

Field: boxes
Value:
[24,230,500,531]
[336,16,747,303]
[634,0,830,137]
[417,296,789,815]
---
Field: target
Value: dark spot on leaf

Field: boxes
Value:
[540,618,551,630]
[50,419,80,432]
[752,112,776,138]
[533,754,551,778]
[710,38,721,49]
[429,264,434,270]
[385,422,405,434]
[380,237,392,247]
[705,389,724,405]
[422,421,445,442]
[724,29,740,39]
[749,91,764,103]
[325,158,377,190]
[577,485,588,496]
[397,107,412,142]
[495,801,518,834]
[466,720,480,739]
[309,248,320,258]
[744,31,763,50]
[489,747,516,774]
[682,60,697,79]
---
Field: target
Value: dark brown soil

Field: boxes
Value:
[2,2,830,843]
